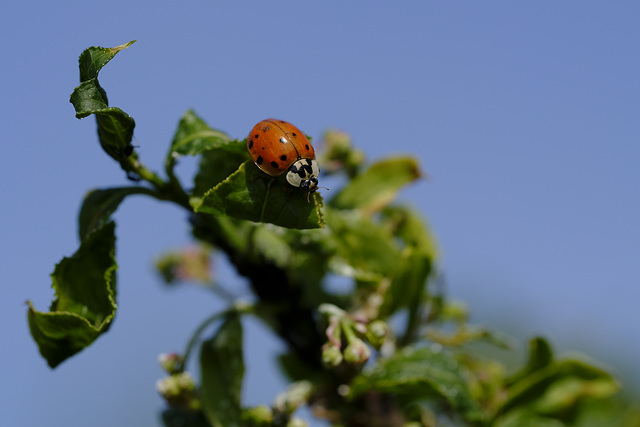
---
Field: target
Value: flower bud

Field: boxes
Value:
[156,372,197,407]
[323,129,352,156]
[274,381,313,414]
[287,418,309,427]
[322,343,343,367]
[158,352,183,374]
[155,246,211,285]
[365,320,389,350]
[243,405,273,425]
[343,338,371,364]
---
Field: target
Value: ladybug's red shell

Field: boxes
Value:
[247,119,315,177]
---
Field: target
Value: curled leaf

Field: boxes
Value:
[27,222,117,368]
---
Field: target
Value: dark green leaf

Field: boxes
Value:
[78,40,136,82]
[194,161,325,229]
[498,354,619,421]
[192,146,250,199]
[200,313,244,427]
[27,222,117,368]
[329,157,421,213]
[69,42,137,164]
[79,187,155,241]
[167,110,249,188]
[376,206,439,324]
[168,110,240,157]
[161,408,211,427]
[507,337,554,386]
[162,408,211,427]
[349,346,483,420]
[69,80,109,119]
[380,249,431,319]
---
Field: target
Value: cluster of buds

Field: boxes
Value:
[242,382,312,427]
[155,246,212,285]
[156,353,200,410]
[319,304,389,367]
[318,129,365,179]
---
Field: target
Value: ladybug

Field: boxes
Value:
[247,119,320,194]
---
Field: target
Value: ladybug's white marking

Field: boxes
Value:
[286,159,319,193]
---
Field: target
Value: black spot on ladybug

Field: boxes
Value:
[305,144,310,150]
[280,155,287,161]
[248,140,253,149]
[254,134,259,139]
[292,132,297,137]
[271,161,279,169]
[280,137,287,144]
[279,120,285,123]
[256,156,263,164]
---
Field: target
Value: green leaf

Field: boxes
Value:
[329,157,421,213]
[161,408,211,427]
[194,161,325,229]
[349,346,483,420]
[78,187,155,242]
[27,222,117,368]
[167,110,249,187]
[325,208,402,279]
[375,206,439,324]
[168,110,240,157]
[250,225,294,268]
[200,313,244,427]
[494,411,566,427]
[498,352,619,422]
[69,41,137,164]
[78,40,136,82]
[507,337,554,386]
[248,225,335,293]
[380,249,432,319]
[192,145,250,199]
[381,206,438,259]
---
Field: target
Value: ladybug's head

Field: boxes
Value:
[286,159,320,196]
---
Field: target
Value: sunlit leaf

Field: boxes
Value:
[27,222,117,368]
[329,157,421,214]
[78,40,136,82]
[168,110,239,157]
[349,346,483,420]
[69,41,137,165]
[167,110,249,187]
[194,161,325,229]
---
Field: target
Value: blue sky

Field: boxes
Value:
[2,2,639,426]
